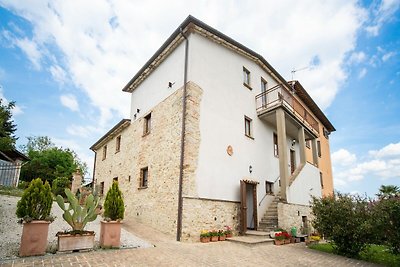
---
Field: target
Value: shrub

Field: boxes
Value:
[16,178,53,221]
[371,196,400,254]
[52,177,71,198]
[311,193,373,257]
[103,182,124,221]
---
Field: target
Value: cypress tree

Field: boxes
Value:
[103,182,125,221]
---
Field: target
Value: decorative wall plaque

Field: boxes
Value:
[227,145,233,156]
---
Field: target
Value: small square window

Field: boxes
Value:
[113,177,118,183]
[266,181,274,194]
[273,133,279,157]
[306,140,311,149]
[243,67,251,89]
[116,135,121,153]
[102,145,107,160]
[140,167,148,188]
[244,116,253,138]
[143,113,151,136]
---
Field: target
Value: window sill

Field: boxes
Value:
[138,186,148,190]
[245,134,254,140]
[115,150,120,154]
[142,132,150,137]
[243,82,252,90]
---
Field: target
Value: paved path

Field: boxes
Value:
[0,220,380,267]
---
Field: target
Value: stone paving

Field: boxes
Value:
[0,219,380,267]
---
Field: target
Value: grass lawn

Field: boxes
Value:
[0,185,23,197]
[309,243,400,267]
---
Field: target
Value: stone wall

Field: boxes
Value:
[93,82,203,237]
[181,197,240,241]
[277,202,314,234]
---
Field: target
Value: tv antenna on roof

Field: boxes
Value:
[291,66,309,81]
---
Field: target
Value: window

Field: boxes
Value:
[317,140,321,157]
[261,78,268,107]
[113,177,118,183]
[140,167,148,188]
[100,182,104,196]
[320,172,324,189]
[243,67,251,89]
[265,181,274,194]
[323,128,329,139]
[244,116,253,138]
[115,135,121,153]
[102,145,107,160]
[143,113,151,135]
[305,140,311,149]
[273,133,279,157]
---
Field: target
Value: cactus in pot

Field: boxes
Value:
[56,188,99,233]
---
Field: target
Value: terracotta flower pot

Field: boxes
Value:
[274,239,284,245]
[226,233,233,238]
[100,221,122,248]
[200,237,210,243]
[210,236,219,242]
[19,220,50,257]
[218,235,226,241]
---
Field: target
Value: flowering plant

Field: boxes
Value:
[200,230,210,238]
[217,230,225,236]
[224,225,232,235]
[210,230,219,237]
[275,231,291,240]
[310,233,321,241]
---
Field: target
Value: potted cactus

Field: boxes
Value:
[56,188,99,252]
[16,178,53,256]
[100,181,124,248]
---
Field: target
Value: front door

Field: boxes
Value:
[240,180,258,234]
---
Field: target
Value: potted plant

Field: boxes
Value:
[16,178,53,256]
[283,231,291,244]
[274,232,285,245]
[307,233,321,245]
[218,230,226,241]
[100,181,125,248]
[200,230,210,243]
[210,230,219,242]
[224,225,233,238]
[56,188,99,252]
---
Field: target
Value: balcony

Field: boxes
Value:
[255,85,319,136]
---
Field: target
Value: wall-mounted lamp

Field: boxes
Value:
[137,108,140,113]
[249,165,253,174]
[292,139,296,146]
[168,81,175,88]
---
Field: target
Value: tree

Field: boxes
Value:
[20,136,88,185]
[376,185,400,200]
[0,99,17,150]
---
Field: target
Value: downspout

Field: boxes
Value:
[92,151,97,192]
[177,27,189,242]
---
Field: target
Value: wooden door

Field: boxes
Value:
[240,180,247,235]
[290,149,296,174]
[253,185,258,230]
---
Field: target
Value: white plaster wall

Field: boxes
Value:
[287,163,321,205]
[189,32,283,206]
[130,40,187,120]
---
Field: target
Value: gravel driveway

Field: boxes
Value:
[0,194,152,260]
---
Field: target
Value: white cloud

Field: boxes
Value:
[358,68,367,79]
[382,51,395,62]
[60,94,79,112]
[66,124,102,138]
[366,0,400,36]
[332,148,357,166]
[49,64,67,84]
[333,142,400,186]
[349,51,366,64]
[13,37,42,70]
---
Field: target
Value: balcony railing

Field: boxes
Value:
[256,85,319,134]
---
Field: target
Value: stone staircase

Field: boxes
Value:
[258,195,280,232]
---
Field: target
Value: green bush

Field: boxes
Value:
[103,182,124,221]
[17,181,29,189]
[371,197,400,254]
[311,193,373,257]
[16,178,53,221]
[52,177,71,198]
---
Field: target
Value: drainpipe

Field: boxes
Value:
[177,27,189,242]
[92,151,97,193]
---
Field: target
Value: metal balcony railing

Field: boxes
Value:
[256,85,319,134]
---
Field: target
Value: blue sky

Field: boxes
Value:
[0,0,399,197]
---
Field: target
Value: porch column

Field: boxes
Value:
[298,127,306,165]
[311,138,319,167]
[276,108,289,202]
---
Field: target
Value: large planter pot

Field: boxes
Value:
[19,220,50,257]
[100,221,122,248]
[274,239,284,246]
[57,231,95,252]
